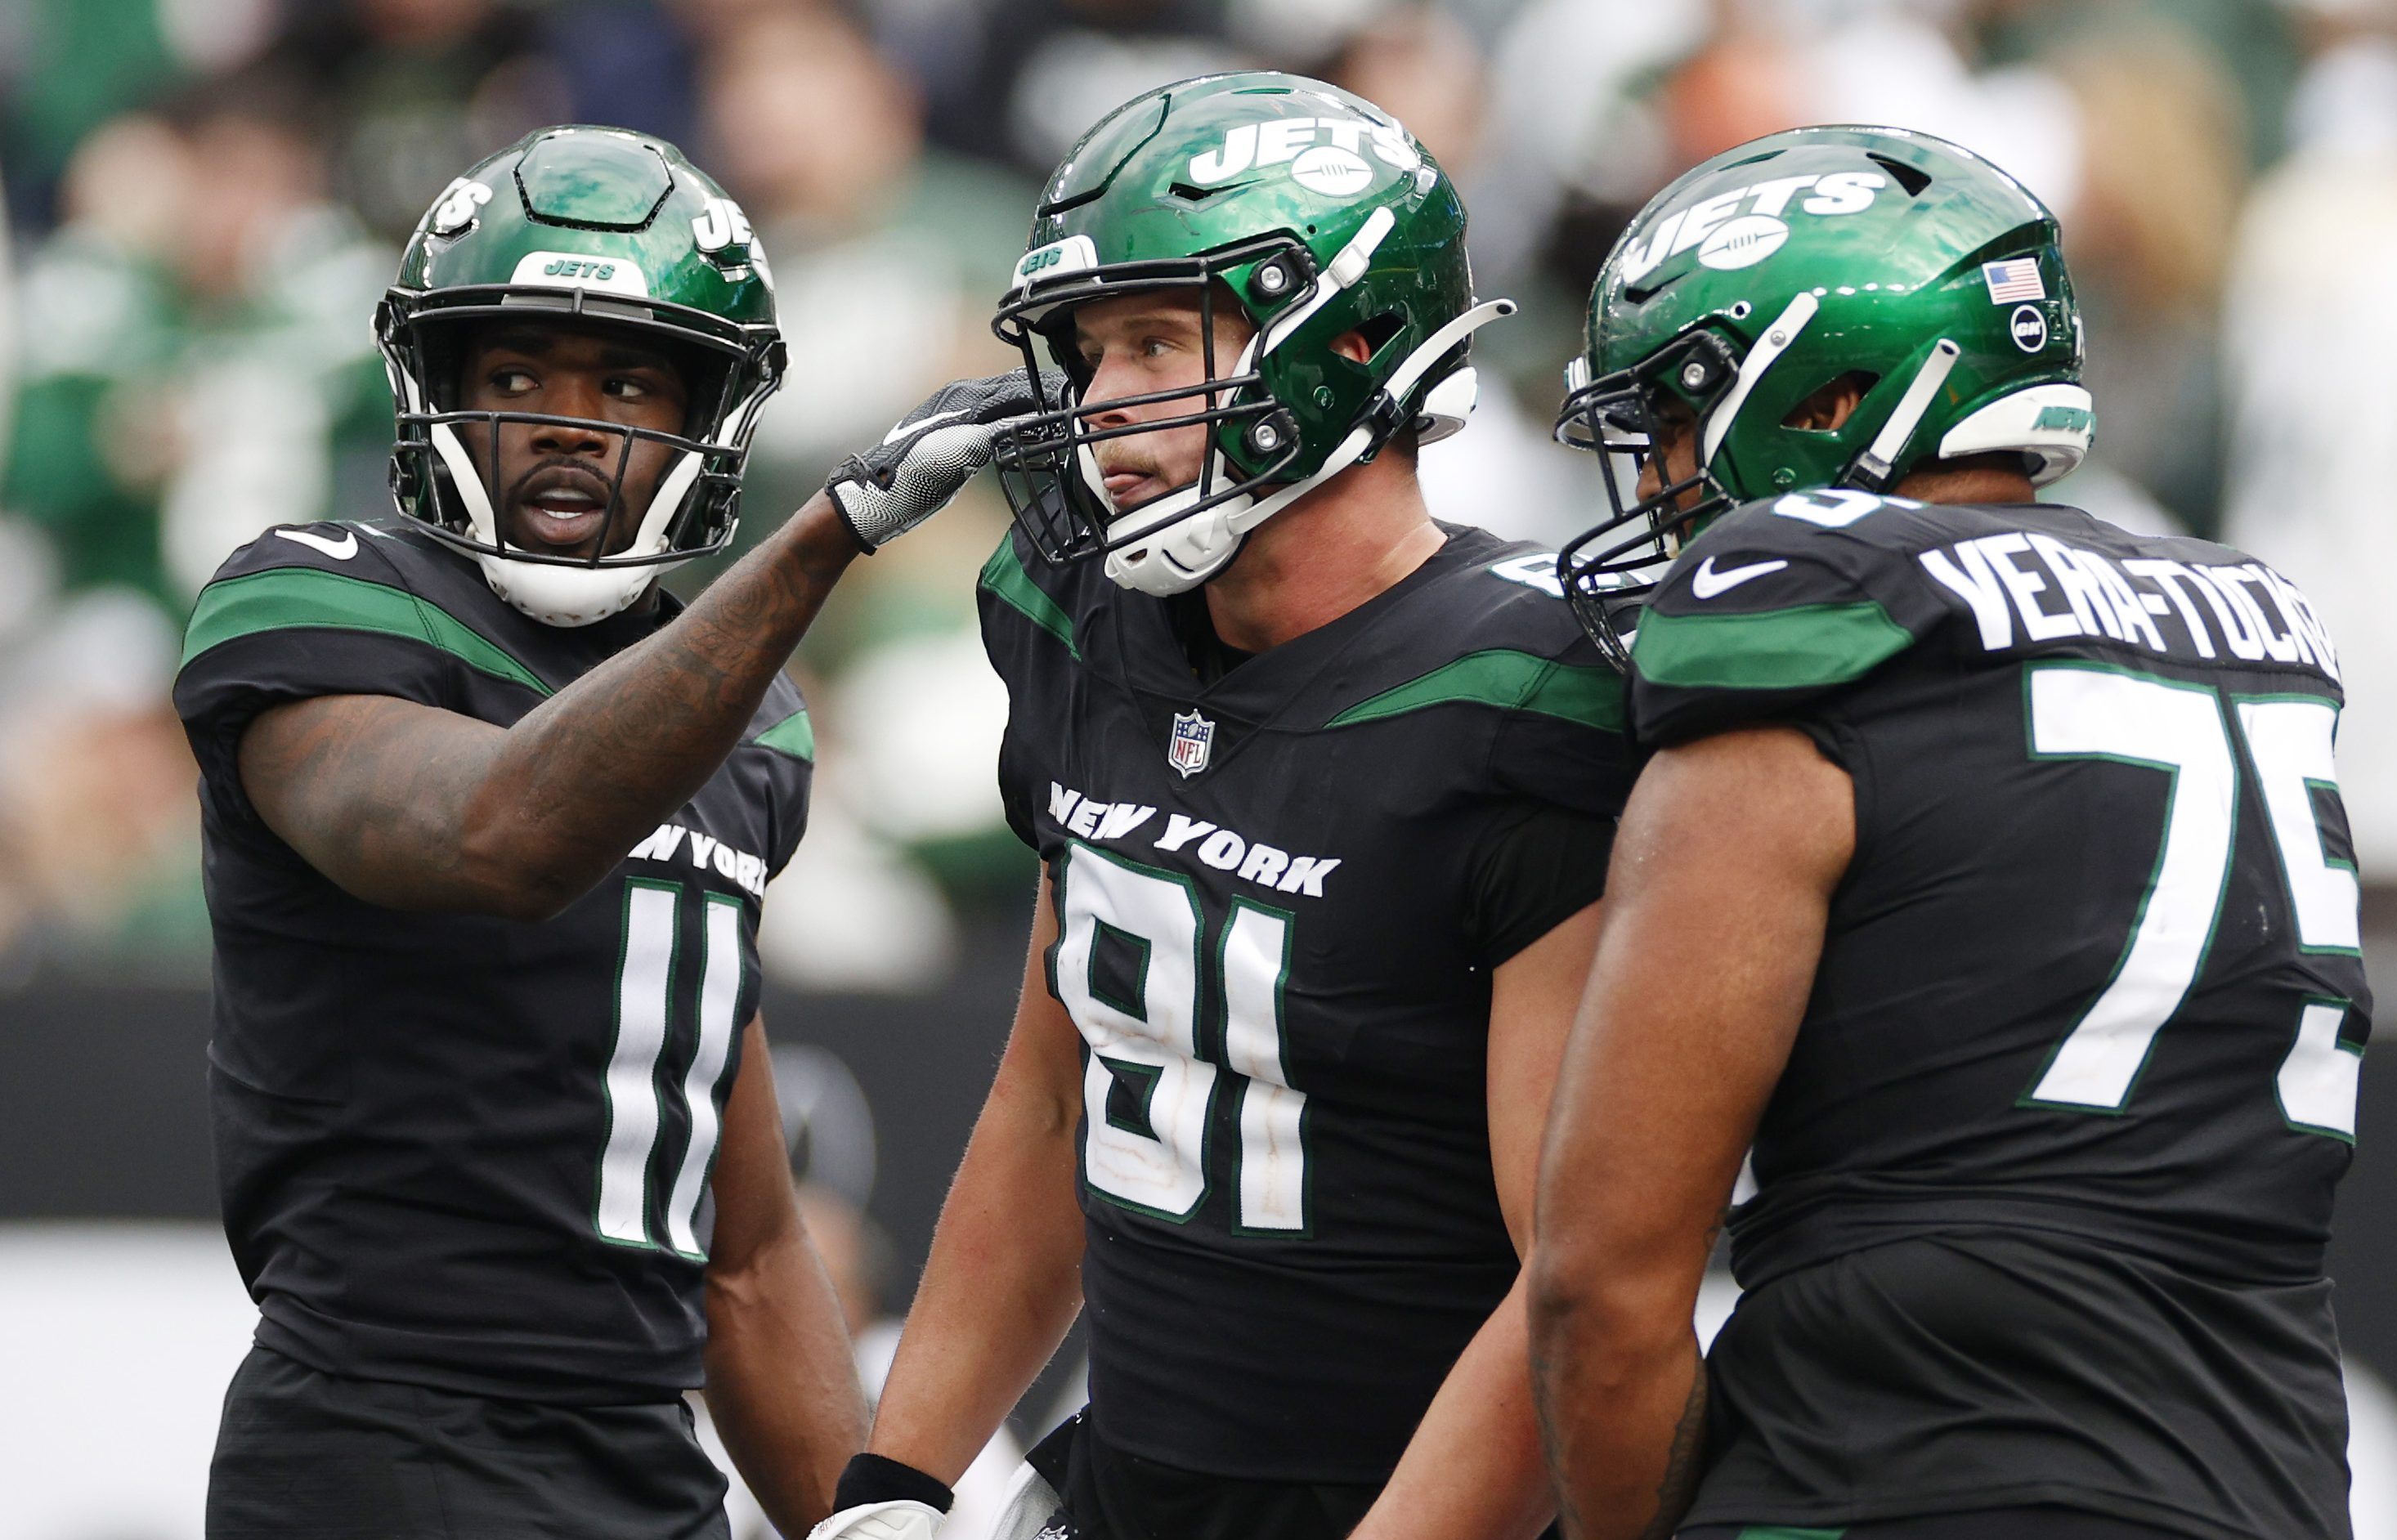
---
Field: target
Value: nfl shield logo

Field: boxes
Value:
[1167,709,1215,777]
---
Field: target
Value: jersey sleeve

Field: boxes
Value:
[976,526,1083,850]
[1628,493,1945,750]
[1463,800,1617,966]
[1461,598,1637,963]
[744,679,816,879]
[172,526,517,826]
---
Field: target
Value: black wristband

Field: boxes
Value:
[834,1452,953,1515]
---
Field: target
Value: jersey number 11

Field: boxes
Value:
[593,880,746,1256]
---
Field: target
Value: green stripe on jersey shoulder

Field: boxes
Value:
[979,537,1078,658]
[753,705,814,762]
[181,566,549,694]
[1325,648,1624,732]
[1735,1529,1846,1539]
[1633,601,1912,692]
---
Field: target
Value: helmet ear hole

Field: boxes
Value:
[1350,311,1405,365]
[1782,371,1879,434]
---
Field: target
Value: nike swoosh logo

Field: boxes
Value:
[885,407,970,446]
[1690,556,1788,599]
[275,526,358,560]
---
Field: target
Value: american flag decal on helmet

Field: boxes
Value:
[1982,258,2045,304]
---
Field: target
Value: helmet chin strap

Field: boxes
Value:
[430,421,504,547]
[425,420,707,625]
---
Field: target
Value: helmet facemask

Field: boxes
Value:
[990,222,1511,598]
[984,71,1514,596]
[379,288,784,626]
[991,236,1319,597]
[1553,325,1749,669]
[1556,281,1992,669]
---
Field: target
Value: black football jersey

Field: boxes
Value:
[1628,491,2367,1539]
[173,519,813,1404]
[978,522,1634,1482]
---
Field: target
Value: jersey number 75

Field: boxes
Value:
[2023,663,2363,1137]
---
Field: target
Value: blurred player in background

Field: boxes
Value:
[174,124,1048,1538]
[807,72,1632,1540]
[1530,126,2366,1540]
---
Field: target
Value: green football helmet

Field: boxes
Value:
[1555,124,2092,663]
[989,72,1513,596]
[378,126,784,625]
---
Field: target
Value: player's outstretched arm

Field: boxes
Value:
[813,874,1088,1537]
[235,372,1047,922]
[704,1014,871,1533]
[1348,898,1606,1540]
[1526,728,1852,1540]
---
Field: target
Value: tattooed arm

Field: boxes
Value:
[1525,727,1853,1540]
[239,494,861,921]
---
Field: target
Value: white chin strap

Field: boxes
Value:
[428,422,707,627]
[1101,297,1518,598]
[1098,476,1248,597]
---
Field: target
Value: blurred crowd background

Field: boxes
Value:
[7,0,2397,983]
[5,0,2397,1533]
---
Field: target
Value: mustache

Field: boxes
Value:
[1093,448,1164,480]
[505,458,620,508]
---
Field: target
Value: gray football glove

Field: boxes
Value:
[828,371,1062,549]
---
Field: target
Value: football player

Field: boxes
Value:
[1528,126,2367,1540]
[176,126,1046,1538]
[804,73,1635,1540]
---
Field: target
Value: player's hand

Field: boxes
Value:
[827,370,1063,550]
[804,1499,944,1540]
